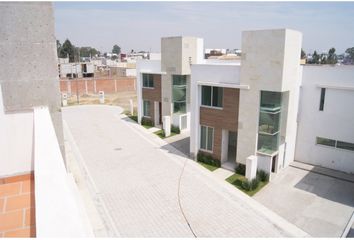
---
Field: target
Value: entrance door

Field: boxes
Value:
[271,155,277,173]
[159,102,162,124]
[227,131,237,162]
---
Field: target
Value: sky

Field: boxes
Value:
[54,1,354,54]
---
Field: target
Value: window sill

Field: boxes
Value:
[200,105,223,110]
[142,87,155,89]
[199,148,213,154]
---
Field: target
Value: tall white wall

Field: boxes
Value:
[295,65,354,174]
[237,29,302,166]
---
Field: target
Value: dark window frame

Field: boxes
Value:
[319,88,326,111]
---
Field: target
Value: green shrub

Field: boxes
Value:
[171,125,180,134]
[251,178,260,189]
[197,152,221,168]
[241,179,252,191]
[141,117,153,127]
[241,177,260,191]
[257,170,269,182]
[235,164,246,176]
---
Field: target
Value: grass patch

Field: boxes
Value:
[142,124,153,129]
[226,173,268,197]
[154,130,177,139]
[128,115,138,123]
[199,162,219,171]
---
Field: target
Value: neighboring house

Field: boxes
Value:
[59,62,95,78]
[295,65,354,174]
[136,36,204,129]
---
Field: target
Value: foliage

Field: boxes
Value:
[241,177,259,191]
[345,47,354,64]
[197,152,221,168]
[128,115,138,122]
[79,47,100,58]
[112,45,121,55]
[301,49,306,59]
[235,164,246,176]
[326,47,338,64]
[256,170,269,182]
[58,39,76,62]
[311,50,320,64]
[141,117,153,127]
[171,125,180,134]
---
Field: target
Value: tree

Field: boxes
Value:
[301,49,306,59]
[345,47,354,64]
[320,53,327,64]
[79,47,100,58]
[56,40,62,56]
[59,39,76,62]
[311,51,320,64]
[326,47,338,64]
[112,45,121,55]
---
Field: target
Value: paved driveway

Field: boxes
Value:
[62,105,307,237]
[254,164,354,237]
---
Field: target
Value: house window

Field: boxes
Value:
[337,141,354,152]
[143,74,154,88]
[257,91,282,154]
[316,137,336,147]
[200,125,213,151]
[201,86,223,108]
[143,100,150,117]
[316,136,354,152]
[172,75,187,113]
[319,88,326,111]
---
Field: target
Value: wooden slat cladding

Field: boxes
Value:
[142,74,161,102]
[200,88,240,160]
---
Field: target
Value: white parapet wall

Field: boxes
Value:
[0,84,34,177]
[34,106,93,237]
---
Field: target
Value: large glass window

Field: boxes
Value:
[257,91,282,154]
[257,133,280,154]
[172,75,187,113]
[260,91,282,111]
[200,125,213,151]
[201,86,223,108]
[143,100,150,117]
[259,111,280,134]
[143,74,154,88]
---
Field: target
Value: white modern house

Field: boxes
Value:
[136,36,204,130]
[295,65,354,174]
[190,29,303,176]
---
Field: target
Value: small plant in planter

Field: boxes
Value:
[257,170,269,182]
[171,125,180,134]
[235,164,246,176]
[141,117,153,127]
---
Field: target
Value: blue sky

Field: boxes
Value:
[54,1,354,54]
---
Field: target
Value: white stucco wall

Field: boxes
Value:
[0,85,34,177]
[295,65,354,174]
